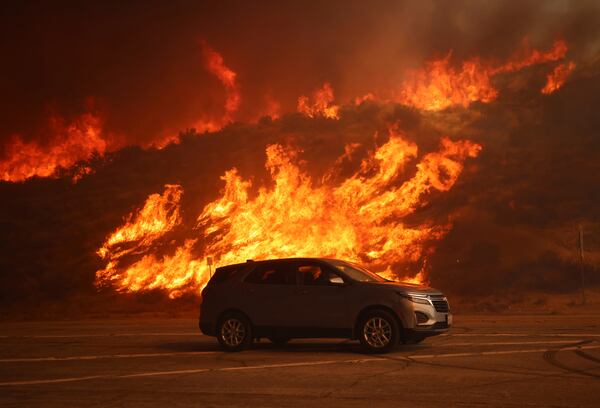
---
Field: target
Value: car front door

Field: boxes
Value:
[290,260,354,329]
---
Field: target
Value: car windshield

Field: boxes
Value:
[327,260,386,282]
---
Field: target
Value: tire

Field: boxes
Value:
[216,312,253,352]
[268,336,291,345]
[358,309,401,353]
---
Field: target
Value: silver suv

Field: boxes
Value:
[199,258,451,353]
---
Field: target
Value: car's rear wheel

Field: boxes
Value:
[217,312,253,352]
[268,336,291,345]
[359,310,400,353]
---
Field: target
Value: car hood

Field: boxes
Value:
[365,280,444,295]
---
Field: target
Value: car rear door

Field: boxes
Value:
[239,261,298,328]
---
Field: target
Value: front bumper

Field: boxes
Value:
[409,298,452,337]
[412,313,452,334]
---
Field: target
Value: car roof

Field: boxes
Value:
[215,257,343,269]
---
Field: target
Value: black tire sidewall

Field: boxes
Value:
[217,312,253,352]
[359,310,400,353]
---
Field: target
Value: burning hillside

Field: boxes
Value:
[0,33,576,184]
[90,36,579,298]
[0,110,107,183]
[96,127,480,297]
[0,1,599,312]
[394,39,568,111]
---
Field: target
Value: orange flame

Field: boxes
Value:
[541,61,576,94]
[97,184,183,258]
[492,39,568,75]
[354,93,377,105]
[0,112,106,183]
[1,41,241,175]
[96,184,184,289]
[149,42,241,149]
[200,41,241,120]
[396,40,569,111]
[95,126,481,297]
[297,82,340,119]
[397,54,498,111]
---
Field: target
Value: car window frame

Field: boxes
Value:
[325,259,385,283]
[242,260,299,286]
[294,260,347,287]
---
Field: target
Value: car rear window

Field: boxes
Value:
[209,265,242,285]
[244,263,296,285]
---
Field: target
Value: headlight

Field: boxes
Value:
[396,292,431,305]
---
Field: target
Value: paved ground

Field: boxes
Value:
[0,314,599,407]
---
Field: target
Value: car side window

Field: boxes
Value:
[210,265,241,284]
[244,263,296,285]
[298,263,345,286]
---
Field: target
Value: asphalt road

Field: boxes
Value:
[1,314,599,407]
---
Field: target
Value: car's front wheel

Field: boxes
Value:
[217,312,253,352]
[359,310,400,353]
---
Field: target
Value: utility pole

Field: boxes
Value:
[578,225,586,305]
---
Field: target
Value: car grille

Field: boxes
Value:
[430,297,449,313]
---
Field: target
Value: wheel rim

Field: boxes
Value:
[363,317,392,348]
[220,318,246,347]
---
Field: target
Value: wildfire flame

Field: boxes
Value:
[199,40,241,124]
[97,184,183,259]
[541,61,576,94]
[1,41,241,177]
[492,39,568,74]
[0,112,106,183]
[1,39,570,182]
[150,42,242,148]
[354,93,377,105]
[96,126,481,297]
[96,184,186,292]
[396,40,569,111]
[297,82,340,119]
